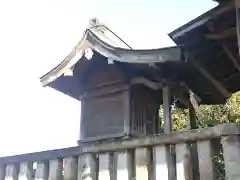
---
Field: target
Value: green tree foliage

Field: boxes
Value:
[159,91,240,130]
[159,91,240,180]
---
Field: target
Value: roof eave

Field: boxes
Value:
[168,2,233,41]
[40,29,183,87]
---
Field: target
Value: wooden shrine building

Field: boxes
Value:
[1,1,240,180]
[40,1,240,143]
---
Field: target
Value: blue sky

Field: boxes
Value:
[0,0,217,156]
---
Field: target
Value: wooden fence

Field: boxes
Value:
[0,123,240,180]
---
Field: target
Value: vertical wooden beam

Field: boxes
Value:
[189,107,197,129]
[116,150,134,180]
[175,143,193,180]
[197,140,215,180]
[48,159,62,180]
[0,165,5,180]
[35,162,49,180]
[19,163,33,180]
[235,0,240,55]
[162,86,176,180]
[188,107,200,180]
[154,146,170,180]
[5,164,19,180]
[222,135,240,180]
[135,148,152,180]
[163,86,172,133]
[78,154,98,180]
[98,153,111,180]
[63,157,77,180]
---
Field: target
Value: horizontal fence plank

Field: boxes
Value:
[80,123,240,153]
[0,124,239,165]
[0,147,81,165]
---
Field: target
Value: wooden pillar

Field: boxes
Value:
[235,0,240,55]
[163,86,172,133]
[189,107,197,129]
[189,107,199,180]
[162,86,176,180]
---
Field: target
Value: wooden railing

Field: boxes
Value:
[0,123,240,180]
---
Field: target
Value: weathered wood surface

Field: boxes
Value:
[0,124,240,165]
[135,148,151,180]
[222,135,240,180]
[80,123,240,153]
[63,157,77,180]
[35,162,48,180]
[197,140,215,180]
[116,150,134,180]
[0,124,239,180]
[5,164,18,180]
[98,153,111,180]
[155,146,169,180]
[19,163,33,180]
[78,154,98,180]
[48,159,62,180]
[0,165,5,180]
[176,143,193,180]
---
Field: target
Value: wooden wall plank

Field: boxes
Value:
[222,135,240,180]
[77,154,98,180]
[63,157,77,180]
[19,163,33,180]
[98,153,110,180]
[48,159,62,180]
[35,162,49,180]
[5,164,19,180]
[197,140,215,180]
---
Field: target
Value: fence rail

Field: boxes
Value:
[0,123,240,180]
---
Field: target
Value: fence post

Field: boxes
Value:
[222,135,240,180]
